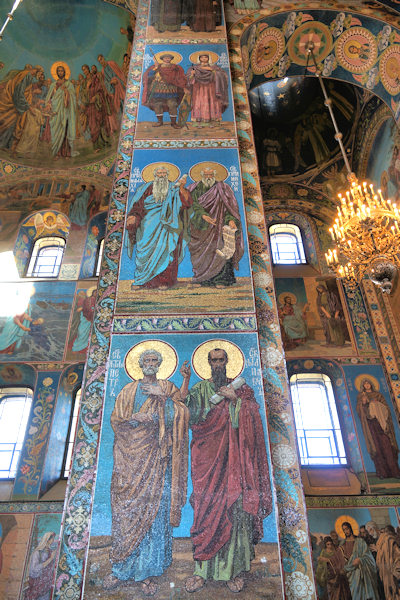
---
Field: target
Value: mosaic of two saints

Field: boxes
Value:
[117,158,253,314]
[91,336,274,597]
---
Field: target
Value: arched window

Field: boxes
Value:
[95,239,104,277]
[26,237,66,278]
[0,387,33,478]
[269,223,306,265]
[63,387,81,478]
[290,373,346,466]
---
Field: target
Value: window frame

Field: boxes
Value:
[61,386,82,479]
[0,386,33,480]
[26,236,66,278]
[269,223,307,266]
[289,372,347,468]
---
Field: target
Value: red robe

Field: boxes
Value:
[189,382,272,560]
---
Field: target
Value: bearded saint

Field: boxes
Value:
[187,168,244,287]
[45,65,77,158]
[184,348,272,593]
[126,166,192,289]
[103,349,189,596]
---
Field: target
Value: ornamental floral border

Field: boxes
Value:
[0,501,63,513]
[306,495,400,508]
[229,14,317,600]
[113,315,257,332]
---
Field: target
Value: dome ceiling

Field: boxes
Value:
[0,0,131,169]
[249,76,358,179]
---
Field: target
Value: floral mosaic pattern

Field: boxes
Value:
[13,372,61,499]
[113,315,257,332]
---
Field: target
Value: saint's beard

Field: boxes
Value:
[201,176,216,189]
[141,364,160,376]
[153,175,169,202]
[211,365,227,390]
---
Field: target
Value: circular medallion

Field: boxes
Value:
[192,340,244,380]
[125,340,178,380]
[287,21,333,67]
[141,162,180,183]
[189,162,228,182]
[251,27,285,75]
[380,45,400,95]
[335,515,359,539]
[354,373,380,392]
[336,27,377,74]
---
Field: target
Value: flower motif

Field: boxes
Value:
[90,347,107,365]
[246,209,263,224]
[43,377,53,387]
[97,306,113,323]
[280,412,291,424]
[101,270,117,287]
[66,505,87,535]
[286,572,314,599]
[272,444,296,469]
[261,347,283,368]
[20,464,30,475]
[280,505,302,528]
[59,577,80,600]
[75,445,95,468]
[106,238,120,253]
[296,529,308,544]
[111,209,124,222]
[85,392,102,413]
[253,271,273,288]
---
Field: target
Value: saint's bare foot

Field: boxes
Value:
[185,575,206,592]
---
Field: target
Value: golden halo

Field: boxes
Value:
[344,40,362,57]
[153,51,182,65]
[192,340,244,380]
[335,515,359,539]
[43,211,57,228]
[86,286,97,297]
[125,340,178,380]
[278,292,297,306]
[354,373,380,392]
[189,162,228,183]
[67,372,79,386]
[141,162,180,183]
[50,61,71,81]
[189,51,220,65]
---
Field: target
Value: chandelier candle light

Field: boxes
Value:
[306,41,400,294]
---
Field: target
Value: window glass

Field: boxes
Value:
[269,223,306,265]
[26,237,65,278]
[63,388,82,478]
[95,239,104,277]
[290,373,346,466]
[0,387,33,478]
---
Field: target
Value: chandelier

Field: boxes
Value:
[0,0,23,42]
[306,42,400,294]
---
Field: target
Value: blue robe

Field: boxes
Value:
[126,181,189,286]
[343,537,379,600]
[70,189,90,226]
[0,308,31,353]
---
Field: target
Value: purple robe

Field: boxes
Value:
[188,181,244,283]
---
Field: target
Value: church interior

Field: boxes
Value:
[1,0,400,599]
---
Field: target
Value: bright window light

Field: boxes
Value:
[63,388,82,478]
[0,387,33,478]
[290,373,346,466]
[269,223,306,265]
[95,239,104,277]
[26,237,65,278]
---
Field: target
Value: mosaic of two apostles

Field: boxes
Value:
[117,151,252,314]
[91,334,274,596]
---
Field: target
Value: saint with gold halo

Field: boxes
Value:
[186,161,244,289]
[45,62,77,158]
[184,340,272,593]
[356,374,400,479]
[125,162,192,290]
[186,52,229,125]
[104,341,190,595]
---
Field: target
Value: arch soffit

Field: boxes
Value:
[230,4,400,121]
